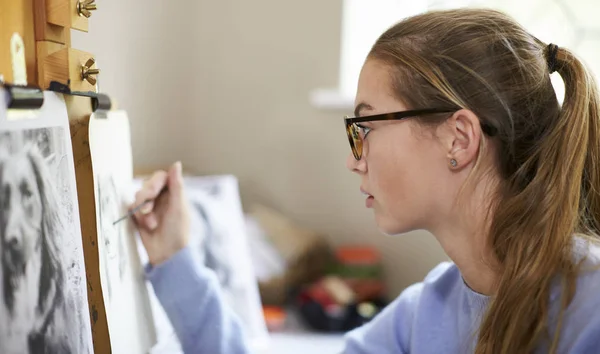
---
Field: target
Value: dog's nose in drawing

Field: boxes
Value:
[7,236,18,249]
[4,235,24,273]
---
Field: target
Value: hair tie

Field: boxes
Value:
[547,43,559,74]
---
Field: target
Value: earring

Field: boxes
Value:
[450,159,458,168]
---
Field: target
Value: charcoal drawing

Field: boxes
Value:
[96,174,128,304]
[0,128,92,354]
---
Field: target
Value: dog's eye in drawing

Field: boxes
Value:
[1,185,9,210]
[20,180,33,201]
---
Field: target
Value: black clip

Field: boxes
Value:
[5,84,44,109]
[91,93,111,113]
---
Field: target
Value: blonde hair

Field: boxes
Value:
[368,8,600,354]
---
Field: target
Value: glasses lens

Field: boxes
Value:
[346,123,362,160]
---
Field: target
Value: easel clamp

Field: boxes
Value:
[91,93,111,113]
[4,84,44,109]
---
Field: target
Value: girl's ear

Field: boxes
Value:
[443,109,483,170]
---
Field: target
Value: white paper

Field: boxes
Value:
[0,87,94,354]
[184,176,270,352]
[89,111,156,354]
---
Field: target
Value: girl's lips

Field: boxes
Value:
[361,188,374,208]
[366,195,374,208]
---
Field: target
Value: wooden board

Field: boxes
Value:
[36,41,67,89]
[33,0,69,44]
[46,0,72,27]
[66,94,112,354]
[46,0,90,33]
[37,42,97,93]
[0,0,37,85]
[70,0,90,32]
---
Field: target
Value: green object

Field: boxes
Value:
[329,263,382,279]
[358,302,378,319]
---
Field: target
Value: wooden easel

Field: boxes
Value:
[1,1,111,352]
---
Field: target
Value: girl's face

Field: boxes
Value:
[346,59,475,236]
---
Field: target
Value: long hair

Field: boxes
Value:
[26,144,66,325]
[368,8,600,353]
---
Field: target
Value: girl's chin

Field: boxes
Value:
[374,213,418,236]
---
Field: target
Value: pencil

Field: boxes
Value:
[113,186,168,225]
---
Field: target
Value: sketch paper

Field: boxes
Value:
[185,175,269,351]
[133,175,270,353]
[0,87,94,354]
[88,111,156,354]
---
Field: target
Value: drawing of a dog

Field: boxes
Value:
[0,143,85,354]
[97,174,129,304]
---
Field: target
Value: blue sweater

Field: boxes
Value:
[146,241,600,354]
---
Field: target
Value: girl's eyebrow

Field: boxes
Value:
[354,102,374,117]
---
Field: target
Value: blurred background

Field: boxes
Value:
[68,0,600,350]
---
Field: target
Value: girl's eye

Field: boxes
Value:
[357,124,372,138]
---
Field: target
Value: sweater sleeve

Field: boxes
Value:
[146,246,251,354]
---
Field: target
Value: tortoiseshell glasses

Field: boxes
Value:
[344,108,454,160]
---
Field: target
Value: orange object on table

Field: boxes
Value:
[336,245,380,265]
[262,306,287,332]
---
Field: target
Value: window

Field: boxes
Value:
[310,0,600,109]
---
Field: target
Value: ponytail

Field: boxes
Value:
[560,49,600,238]
[476,45,600,354]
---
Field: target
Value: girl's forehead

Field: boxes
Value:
[357,60,409,114]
